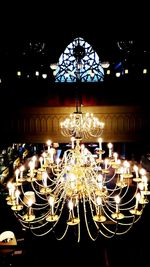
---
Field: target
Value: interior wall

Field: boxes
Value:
[1,105,150,146]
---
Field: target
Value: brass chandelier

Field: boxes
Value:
[5,113,150,242]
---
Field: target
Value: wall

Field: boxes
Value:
[1,105,150,145]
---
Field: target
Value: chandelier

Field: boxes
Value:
[60,109,104,139]
[5,120,150,242]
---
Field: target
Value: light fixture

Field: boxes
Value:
[143,68,147,74]
[115,72,121,77]
[35,71,39,76]
[5,124,150,242]
[101,61,110,69]
[106,69,110,75]
[42,73,47,79]
[124,69,129,74]
[17,71,21,77]
[60,110,104,139]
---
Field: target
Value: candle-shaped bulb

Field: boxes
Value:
[15,169,20,183]
[97,196,102,206]
[139,168,146,177]
[97,174,103,190]
[68,200,74,211]
[47,139,52,154]
[113,152,118,163]
[20,165,25,179]
[115,195,120,213]
[142,175,148,191]
[135,192,141,209]
[29,160,35,177]
[133,165,139,178]
[56,157,60,168]
[104,158,108,169]
[98,138,102,150]
[71,137,75,149]
[15,189,20,205]
[49,195,54,215]
[107,143,113,157]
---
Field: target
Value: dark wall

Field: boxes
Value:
[0,77,149,108]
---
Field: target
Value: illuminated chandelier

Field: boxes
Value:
[5,37,150,242]
[5,125,150,241]
[60,108,104,139]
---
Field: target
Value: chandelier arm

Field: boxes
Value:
[54,192,67,209]
[30,201,50,212]
[50,180,60,192]
[100,218,137,236]
[54,191,65,207]
[31,203,50,211]
[29,220,60,237]
[106,186,121,196]
[83,195,99,241]
[54,199,71,241]
[114,218,137,235]
[30,182,52,202]
[89,130,104,138]
[46,172,57,183]
[51,195,67,227]
[35,171,56,188]
[55,224,69,241]
[99,221,119,237]
[119,204,137,212]
[115,214,142,226]
[19,193,50,209]
[104,200,134,216]
[33,178,46,188]
[88,193,110,234]
[102,204,118,223]
[117,187,138,208]
[19,181,49,206]
[103,202,142,227]
[55,167,69,182]
[107,195,134,211]
[16,207,50,224]
[25,201,68,237]
[104,172,116,184]
[107,183,138,209]
[63,149,72,160]
[99,209,137,235]
[77,203,81,243]
[99,217,118,238]
[131,210,144,223]
[47,184,61,199]
[18,195,48,210]
[26,213,50,226]
[98,227,118,239]
[105,198,117,210]
[51,162,67,177]
[14,214,32,229]
[104,201,142,227]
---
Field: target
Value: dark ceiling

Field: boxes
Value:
[0,7,150,92]
[0,35,150,72]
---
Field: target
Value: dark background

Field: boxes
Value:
[0,5,150,267]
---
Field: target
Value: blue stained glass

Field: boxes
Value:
[55,37,104,83]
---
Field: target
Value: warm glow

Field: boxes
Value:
[5,131,150,241]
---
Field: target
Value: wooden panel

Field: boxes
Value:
[1,105,150,144]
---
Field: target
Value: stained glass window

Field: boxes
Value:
[55,37,104,82]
